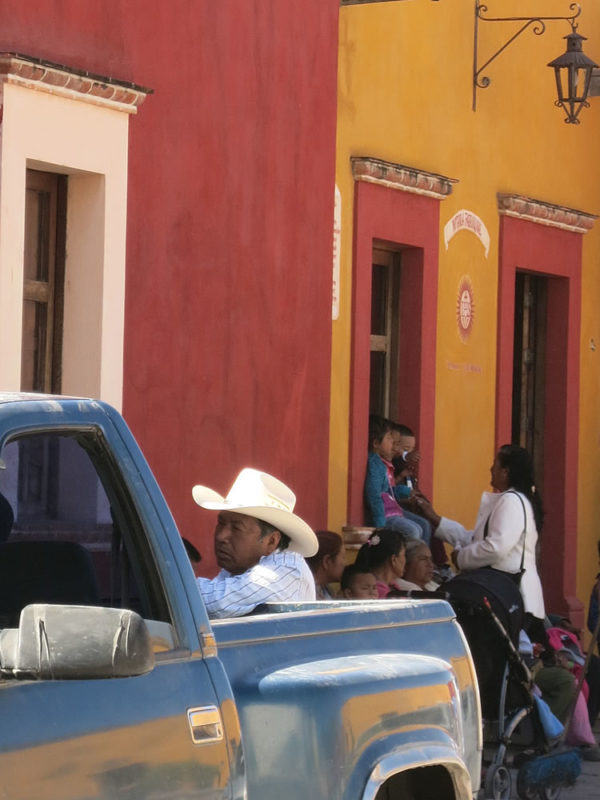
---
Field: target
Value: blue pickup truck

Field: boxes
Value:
[0,394,481,800]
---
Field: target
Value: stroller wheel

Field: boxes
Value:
[539,789,561,800]
[484,764,512,800]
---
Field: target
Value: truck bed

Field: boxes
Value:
[213,599,481,800]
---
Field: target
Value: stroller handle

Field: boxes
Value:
[482,595,533,686]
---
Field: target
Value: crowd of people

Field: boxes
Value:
[190,428,600,760]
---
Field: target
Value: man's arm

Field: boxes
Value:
[197,551,313,619]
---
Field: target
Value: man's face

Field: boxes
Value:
[390,430,403,459]
[399,435,416,456]
[214,511,279,575]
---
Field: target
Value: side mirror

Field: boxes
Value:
[0,604,155,680]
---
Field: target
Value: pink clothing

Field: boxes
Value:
[376,580,391,598]
[566,689,596,747]
[382,457,396,487]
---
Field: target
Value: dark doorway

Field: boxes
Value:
[20,169,67,519]
[512,272,547,495]
[21,169,67,394]
[370,246,401,418]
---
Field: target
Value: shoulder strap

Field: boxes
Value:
[506,490,528,571]
[483,490,528,571]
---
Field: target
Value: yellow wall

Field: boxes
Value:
[331,0,600,618]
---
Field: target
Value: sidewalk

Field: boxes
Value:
[508,718,600,799]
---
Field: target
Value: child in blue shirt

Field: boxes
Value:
[364,415,429,541]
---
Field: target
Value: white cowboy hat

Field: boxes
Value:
[192,468,318,557]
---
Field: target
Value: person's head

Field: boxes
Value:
[355,528,406,579]
[182,537,202,565]
[212,511,287,574]
[0,491,14,544]
[369,415,395,461]
[403,541,434,589]
[306,530,346,584]
[491,444,544,530]
[392,423,416,460]
[491,444,534,492]
[340,563,378,599]
[192,468,318,575]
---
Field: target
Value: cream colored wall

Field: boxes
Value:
[332,1,600,608]
[0,82,129,409]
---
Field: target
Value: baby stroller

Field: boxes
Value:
[444,569,580,800]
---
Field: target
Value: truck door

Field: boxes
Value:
[0,425,242,800]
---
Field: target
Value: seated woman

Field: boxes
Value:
[393,541,440,592]
[354,529,406,598]
[416,444,545,629]
[306,530,346,600]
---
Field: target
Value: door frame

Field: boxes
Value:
[496,199,591,623]
[348,159,454,524]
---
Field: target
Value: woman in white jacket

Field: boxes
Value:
[416,444,545,623]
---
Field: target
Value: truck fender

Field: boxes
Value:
[355,737,474,800]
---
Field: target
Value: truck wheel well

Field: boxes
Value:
[375,764,456,800]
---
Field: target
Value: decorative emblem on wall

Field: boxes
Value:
[456,276,474,341]
[444,209,490,257]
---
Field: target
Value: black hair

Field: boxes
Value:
[182,537,202,564]
[0,492,14,544]
[340,562,374,592]
[257,519,290,551]
[368,414,393,450]
[391,422,414,438]
[355,528,406,571]
[497,444,544,531]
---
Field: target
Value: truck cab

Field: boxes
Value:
[0,394,481,800]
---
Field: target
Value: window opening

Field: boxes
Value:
[370,247,401,417]
[0,430,175,649]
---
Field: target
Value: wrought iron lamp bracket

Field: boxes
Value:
[473,1,582,110]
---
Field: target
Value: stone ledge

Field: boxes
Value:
[341,0,410,5]
[0,52,152,114]
[351,156,457,199]
[497,193,597,234]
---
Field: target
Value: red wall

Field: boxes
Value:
[0,1,339,572]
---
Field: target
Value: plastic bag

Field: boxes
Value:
[533,694,564,742]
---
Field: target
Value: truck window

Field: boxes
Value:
[0,430,177,653]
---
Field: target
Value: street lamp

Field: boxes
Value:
[548,27,598,124]
[473,1,598,123]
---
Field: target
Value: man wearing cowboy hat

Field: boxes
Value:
[192,468,318,618]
